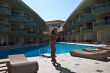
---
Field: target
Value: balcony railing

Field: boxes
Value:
[72,29,80,35]
[25,20,36,26]
[10,14,27,23]
[80,13,95,22]
[26,32,37,37]
[81,26,93,29]
[94,20,110,29]
[0,4,11,15]
[92,2,110,15]
[0,24,11,33]
[81,26,93,33]
[64,19,80,30]
[75,29,80,32]
[73,18,80,25]
[11,30,26,36]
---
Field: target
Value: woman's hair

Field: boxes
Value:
[51,28,57,34]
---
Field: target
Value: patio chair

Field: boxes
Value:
[98,46,110,50]
[83,48,101,52]
[70,50,110,60]
[8,54,39,73]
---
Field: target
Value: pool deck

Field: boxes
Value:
[0,53,110,73]
[26,53,110,73]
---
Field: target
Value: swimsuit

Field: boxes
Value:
[50,35,57,45]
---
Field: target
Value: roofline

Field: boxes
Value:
[66,0,86,22]
[46,20,65,22]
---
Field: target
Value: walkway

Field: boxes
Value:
[28,53,110,73]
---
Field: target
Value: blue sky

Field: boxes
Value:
[22,0,82,21]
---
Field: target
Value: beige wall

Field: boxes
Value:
[75,34,83,42]
[0,35,9,45]
[17,37,24,45]
[71,36,76,41]
[95,12,110,42]
[84,33,95,41]
[97,30,110,42]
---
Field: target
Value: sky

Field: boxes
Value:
[22,0,82,21]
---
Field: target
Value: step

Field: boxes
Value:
[0,67,8,71]
[0,71,8,73]
[0,64,7,68]
[0,59,9,64]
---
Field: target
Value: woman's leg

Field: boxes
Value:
[51,44,56,61]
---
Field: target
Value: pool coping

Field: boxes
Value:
[59,42,106,47]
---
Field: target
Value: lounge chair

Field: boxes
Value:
[83,48,94,52]
[98,46,110,50]
[83,48,101,52]
[8,54,39,73]
[70,50,110,60]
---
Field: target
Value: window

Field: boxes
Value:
[97,0,110,4]
[0,19,4,22]
[86,23,92,27]
[104,16,110,24]
[11,11,21,16]
[0,19,5,24]
[104,16,110,20]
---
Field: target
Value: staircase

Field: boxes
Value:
[0,59,9,73]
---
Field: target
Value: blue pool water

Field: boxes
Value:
[0,43,96,59]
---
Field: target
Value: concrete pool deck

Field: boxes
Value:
[27,53,110,73]
[0,53,110,73]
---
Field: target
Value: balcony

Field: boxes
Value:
[73,18,80,25]
[10,14,27,23]
[92,2,110,15]
[73,29,80,35]
[81,26,93,33]
[37,34,46,38]
[67,23,76,30]
[64,19,80,31]
[94,20,110,30]
[0,24,11,34]
[37,26,46,30]
[22,18,36,26]
[23,30,39,37]
[0,4,11,15]
[26,32,37,37]
[80,13,95,22]
[25,20,36,26]
[11,30,26,36]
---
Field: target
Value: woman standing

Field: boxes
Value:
[49,28,58,62]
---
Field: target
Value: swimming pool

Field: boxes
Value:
[0,42,96,59]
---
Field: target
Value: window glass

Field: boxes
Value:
[104,16,108,20]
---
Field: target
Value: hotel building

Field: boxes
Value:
[62,0,110,43]
[0,0,49,46]
[46,20,65,33]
